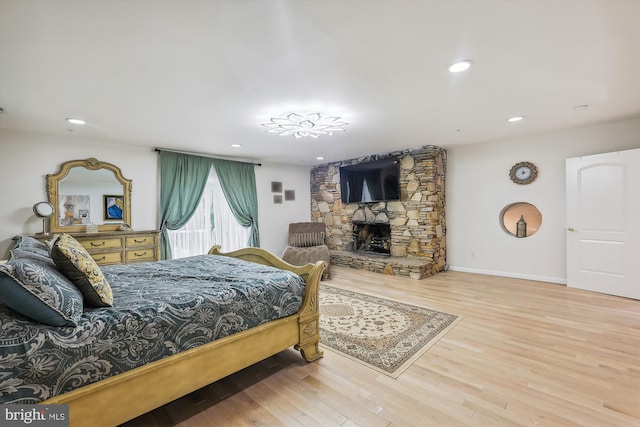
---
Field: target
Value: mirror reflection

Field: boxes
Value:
[58,168,123,226]
[500,202,542,238]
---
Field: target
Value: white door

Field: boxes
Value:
[566,148,640,300]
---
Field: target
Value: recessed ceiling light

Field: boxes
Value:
[230,143,242,148]
[449,60,472,73]
[316,156,325,160]
[507,116,524,122]
[66,118,85,125]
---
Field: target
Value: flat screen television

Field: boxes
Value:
[339,158,400,203]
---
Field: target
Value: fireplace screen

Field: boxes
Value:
[352,223,391,254]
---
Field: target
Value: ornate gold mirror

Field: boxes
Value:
[47,158,132,233]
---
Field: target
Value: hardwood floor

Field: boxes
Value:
[121,267,640,427]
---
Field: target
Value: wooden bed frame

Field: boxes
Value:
[42,246,327,427]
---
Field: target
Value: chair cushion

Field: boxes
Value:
[282,244,330,265]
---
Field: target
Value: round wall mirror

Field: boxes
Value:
[500,202,542,238]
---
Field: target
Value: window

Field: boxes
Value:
[167,168,250,258]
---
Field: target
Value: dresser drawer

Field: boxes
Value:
[126,235,157,248]
[81,238,123,250]
[91,251,123,265]
[126,248,156,263]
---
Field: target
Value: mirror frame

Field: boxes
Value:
[47,158,132,233]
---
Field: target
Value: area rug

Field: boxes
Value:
[319,285,461,378]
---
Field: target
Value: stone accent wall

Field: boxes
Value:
[310,145,447,277]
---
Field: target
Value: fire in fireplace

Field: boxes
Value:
[352,222,391,254]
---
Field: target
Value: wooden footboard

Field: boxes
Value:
[42,246,326,427]
[208,245,326,362]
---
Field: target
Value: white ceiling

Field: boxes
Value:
[1,0,639,165]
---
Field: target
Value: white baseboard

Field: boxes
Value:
[446,265,567,285]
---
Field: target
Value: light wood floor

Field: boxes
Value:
[121,266,640,427]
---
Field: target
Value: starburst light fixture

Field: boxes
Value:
[261,112,349,139]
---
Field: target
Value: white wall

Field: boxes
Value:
[4,117,638,281]
[446,117,640,283]
[254,163,312,256]
[0,130,158,257]
[0,129,310,258]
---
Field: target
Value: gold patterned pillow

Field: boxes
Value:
[51,233,113,307]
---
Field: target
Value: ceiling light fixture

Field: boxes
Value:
[261,112,348,139]
[66,118,85,125]
[316,156,325,160]
[507,116,524,122]
[449,60,472,73]
[230,143,242,148]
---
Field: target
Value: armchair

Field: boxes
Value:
[281,222,330,280]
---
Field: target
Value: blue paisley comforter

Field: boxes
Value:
[0,255,306,404]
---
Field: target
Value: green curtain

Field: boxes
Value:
[212,158,260,247]
[159,151,212,259]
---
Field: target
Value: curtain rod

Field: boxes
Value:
[153,147,262,166]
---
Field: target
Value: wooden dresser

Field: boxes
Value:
[72,230,160,265]
[20,230,161,266]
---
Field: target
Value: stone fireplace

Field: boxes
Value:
[310,145,446,280]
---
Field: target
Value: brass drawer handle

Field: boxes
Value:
[91,242,106,247]
[94,256,106,262]
[134,238,147,244]
[134,252,147,257]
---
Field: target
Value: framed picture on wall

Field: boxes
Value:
[285,190,295,201]
[271,181,283,193]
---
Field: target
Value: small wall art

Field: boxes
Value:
[273,195,283,204]
[271,181,283,193]
[284,190,295,201]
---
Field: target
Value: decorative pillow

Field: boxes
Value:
[12,235,49,256]
[10,248,57,269]
[51,233,113,307]
[0,259,84,326]
[288,232,325,247]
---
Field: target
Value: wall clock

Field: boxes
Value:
[509,161,537,185]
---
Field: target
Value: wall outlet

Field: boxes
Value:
[471,250,477,258]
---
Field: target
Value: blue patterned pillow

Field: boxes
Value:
[10,248,57,269]
[12,235,50,256]
[0,259,84,326]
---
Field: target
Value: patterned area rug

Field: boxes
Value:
[319,285,461,378]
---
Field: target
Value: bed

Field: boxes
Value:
[0,235,326,427]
